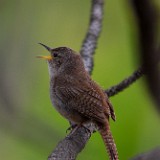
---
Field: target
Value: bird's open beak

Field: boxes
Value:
[38,43,51,51]
[37,43,52,60]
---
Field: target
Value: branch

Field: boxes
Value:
[80,0,104,74]
[106,67,144,97]
[48,123,97,160]
[48,0,160,159]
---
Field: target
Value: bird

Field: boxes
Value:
[37,43,118,160]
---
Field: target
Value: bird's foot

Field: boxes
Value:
[69,123,91,135]
[66,124,78,133]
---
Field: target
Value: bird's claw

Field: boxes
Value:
[66,124,78,133]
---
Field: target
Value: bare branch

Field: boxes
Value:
[48,123,97,160]
[80,0,104,74]
[48,0,159,159]
[48,127,90,160]
[106,67,144,97]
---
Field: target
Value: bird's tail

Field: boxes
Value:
[99,122,118,160]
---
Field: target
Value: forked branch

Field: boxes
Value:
[47,0,160,159]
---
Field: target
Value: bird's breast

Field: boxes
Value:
[50,81,65,112]
[49,79,87,123]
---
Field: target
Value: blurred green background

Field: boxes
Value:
[0,0,160,160]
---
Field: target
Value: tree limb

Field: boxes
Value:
[48,123,96,160]
[48,0,160,159]
[80,0,104,74]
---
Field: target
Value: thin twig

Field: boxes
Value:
[106,67,144,97]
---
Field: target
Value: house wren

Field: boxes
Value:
[37,43,118,160]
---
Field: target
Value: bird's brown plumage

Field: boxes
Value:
[38,45,118,160]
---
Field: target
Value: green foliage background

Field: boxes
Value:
[0,0,160,160]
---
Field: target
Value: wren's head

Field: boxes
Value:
[37,43,85,78]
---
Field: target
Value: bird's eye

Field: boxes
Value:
[53,52,58,57]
